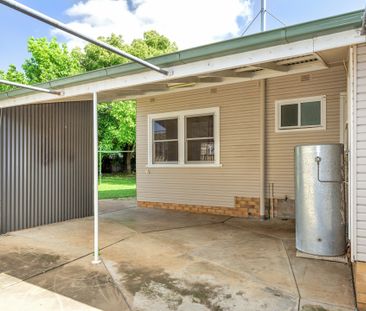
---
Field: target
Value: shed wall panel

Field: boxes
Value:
[0,101,93,234]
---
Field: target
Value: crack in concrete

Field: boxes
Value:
[224,221,295,241]
[100,257,133,311]
[98,206,137,216]
[141,218,232,234]
[281,239,301,311]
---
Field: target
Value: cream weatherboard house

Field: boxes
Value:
[1,9,366,309]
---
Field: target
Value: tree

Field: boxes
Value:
[80,31,177,71]
[22,37,83,83]
[0,64,26,92]
[82,31,177,174]
[98,101,136,173]
[1,31,177,174]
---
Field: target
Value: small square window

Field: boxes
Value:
[276,96,325,131]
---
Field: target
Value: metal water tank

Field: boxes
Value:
[295,144,346,256]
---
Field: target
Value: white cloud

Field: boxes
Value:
[53,0,252,50]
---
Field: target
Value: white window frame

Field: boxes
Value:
[147,107,221,168]
[151,117,179,164]
[275,95,326,133]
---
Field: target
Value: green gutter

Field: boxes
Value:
[0,9,363,101]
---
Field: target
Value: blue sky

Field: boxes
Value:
[0,0,364,72]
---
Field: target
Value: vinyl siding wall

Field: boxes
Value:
[136,66,345,208]
[355,44,366,261]
[266,65,346,199]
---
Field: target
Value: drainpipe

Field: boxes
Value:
[260,80,266,219]
[92,91,101,264]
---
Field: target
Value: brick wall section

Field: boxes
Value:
[354,262,366,310]
[137,197,260,218]
[234,197,261,217]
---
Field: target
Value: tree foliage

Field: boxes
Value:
[0,31,178,172]
[81,31,177,155]
[0,64,26,92]
[80,31,177,71]
[22,37,83,83]
[98,101,136,151]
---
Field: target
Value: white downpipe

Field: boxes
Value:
[92,91,101,264]
[260,80,266,218]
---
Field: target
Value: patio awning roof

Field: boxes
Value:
[0,9,364,107]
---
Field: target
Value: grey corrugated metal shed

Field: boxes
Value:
[0,101,93,233]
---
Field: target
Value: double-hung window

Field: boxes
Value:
[186,115,215,163]
[275,96,326,132]
[148,107,220,167]
[152,118,178,164]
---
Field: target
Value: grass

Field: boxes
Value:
[98,174,136,199]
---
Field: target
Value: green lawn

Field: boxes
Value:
[98,175,136,199]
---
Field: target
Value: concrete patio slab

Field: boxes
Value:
[283,239,355,309]
[28,255,129,311]
[102,228,299,311]
[0,236,70,280]
[0,199,356,310]
[145,223,297,295]
[100,205,230,233]
[0,273,101,311]
[225,217,296,240]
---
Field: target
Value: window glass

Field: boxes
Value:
[280,104,298,127]
[186,115,214,138]
[153,118,178,163]
[187,139,214,162]
[301,101,321,126]
[153,119,178,140]
[153,141,178,163]
[186,115,214,162]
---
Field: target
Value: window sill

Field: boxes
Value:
[146,163,223,168]
[275,126,326,133]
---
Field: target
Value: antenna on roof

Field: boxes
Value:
[261,0,267,32]
[241,0,286,36]
[361,8,366,35]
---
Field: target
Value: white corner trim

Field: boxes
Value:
[349,45,357,262]
[274,95,326,133]
[147,107,220,167]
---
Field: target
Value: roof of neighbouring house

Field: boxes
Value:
[0,9,364,101]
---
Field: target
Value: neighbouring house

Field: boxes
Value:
[1,9,366,309]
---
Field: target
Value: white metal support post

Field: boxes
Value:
[92,92,101,265]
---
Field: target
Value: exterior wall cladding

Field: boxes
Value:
[0,101,93,234]
[136,66,346,218]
